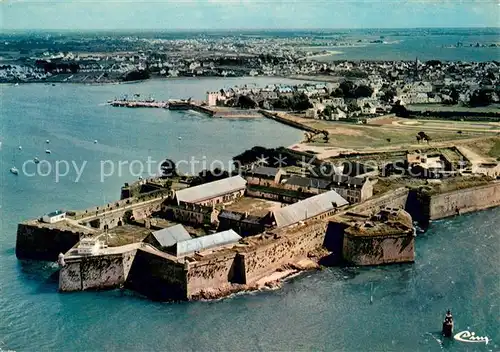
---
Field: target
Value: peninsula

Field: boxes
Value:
[16,131,500,300]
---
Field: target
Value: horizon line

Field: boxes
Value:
[2,26,500,32]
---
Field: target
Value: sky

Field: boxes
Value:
[1,0,499,30]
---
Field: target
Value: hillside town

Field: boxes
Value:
[205,59,499,121]
[1,32,499,110]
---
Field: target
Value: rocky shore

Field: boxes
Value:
[192,258,321,301]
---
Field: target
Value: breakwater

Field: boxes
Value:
[109,100,169,108]
[259,110,320,133]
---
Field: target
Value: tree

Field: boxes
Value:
[417,131,431,144]
[160,159,177,177]
[391,102,410,118]
[323,105,333,117]
[198,168,230,183]
[123,70,150,82]
[237,95,257,109]
[450,88,460,105]
[426,60,442,67]
[353,85,374,98]
[381,89,397,103]
[469,88,494,107]
[339,81,356,98]
[330,88,344,98]
[291,93,313,111]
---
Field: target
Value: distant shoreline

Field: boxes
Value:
[304,50,344,60]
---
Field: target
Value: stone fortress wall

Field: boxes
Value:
[20,175,500,301]
[16,195,168,261]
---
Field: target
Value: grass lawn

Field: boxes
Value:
[307,123,476,148]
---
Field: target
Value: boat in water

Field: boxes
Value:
[94,140,98,144]
[34,157,40,164]
[10,167,19,175]
[46,139,50,144]
[18,145,22,150]
[45,149,51,154]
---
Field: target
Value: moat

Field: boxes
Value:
[2,79,499,351]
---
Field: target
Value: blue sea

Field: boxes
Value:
[0,76,499,351]
[308,28,500,62]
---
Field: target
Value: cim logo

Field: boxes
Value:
[454,330,490,345]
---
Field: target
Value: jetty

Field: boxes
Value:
[108,98,262,118]
[108,99,169,108]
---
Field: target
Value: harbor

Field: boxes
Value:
[107,97,263,118]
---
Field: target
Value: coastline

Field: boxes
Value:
[303,50,344,60]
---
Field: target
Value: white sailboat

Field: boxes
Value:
[45,149,51,154]
[11,146,19,175]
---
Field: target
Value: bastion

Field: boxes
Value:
[333,208,415,266]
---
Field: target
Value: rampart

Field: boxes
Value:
[16,222,94,261]
[426,182,500,220]
[239,221,328,284]
[59,245,137,292]
[185,251,242,298]
[125,247,188,301]
[342,232,415,265]
[347,187,409,215]
[16,195,168,261]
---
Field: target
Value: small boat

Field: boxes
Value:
[10,167,19,175]
[34,157,40,164]
[45,149,51,154]
[94,140,98,144]
[46,139,50,144]
[178,136,182,140]
[18,145,22,150]
[14,83,19,86]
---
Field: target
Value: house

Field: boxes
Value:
[174,176,247,207]
[361,102,377,115]
[244,166,286,187]
[76,237,104,256]
[217,210,267,237]
[276,86,293,96]
[143,224,192,251]
[42,210,66,224]
[162,202,219,226]
[270,190,348,228]
[305,108,318,119]
[322,97,345,108]
[329,107,347,121]
[407,152,446,178]
[472,163,500,178]
[330,175,373,203]
[172,230,242,257]
[407,152,444,170]
[206,91,226,107]
[283,175,331,194]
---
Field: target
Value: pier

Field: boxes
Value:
[108,99,262,118]
[108,100,169,108]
